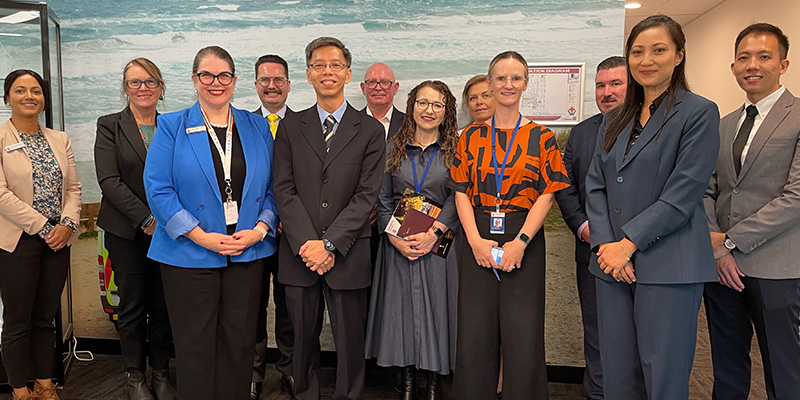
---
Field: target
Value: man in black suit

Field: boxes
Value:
[555,55,627,400]
[359,63,406,281]
[273,37,385,400]
[250,54,295,400]
[359,62,404,140]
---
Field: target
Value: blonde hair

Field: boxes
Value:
[121,57,165,104]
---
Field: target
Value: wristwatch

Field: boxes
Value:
[516,232,531,246]
[724,235,736,250]
[431,226,445,239]
[322,238,336,252]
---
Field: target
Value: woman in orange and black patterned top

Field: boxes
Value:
[449,51,570,400]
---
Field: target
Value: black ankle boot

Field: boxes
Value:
[151,369,177,400]
[125,370,154,400]
[424,371,442,400]
[400,366,417,400]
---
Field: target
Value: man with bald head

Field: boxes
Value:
[360,62,405,139]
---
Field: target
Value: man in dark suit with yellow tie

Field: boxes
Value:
[250,53,295,399]
[556,55,627,400]
[273,37,385,400]
[704,23,800,400]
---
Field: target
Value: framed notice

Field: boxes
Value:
[520,63,586,126]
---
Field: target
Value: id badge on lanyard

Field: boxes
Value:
[489,115,521,235]
[202,107,238,226]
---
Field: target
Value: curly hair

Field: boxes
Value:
[386,80,458,173]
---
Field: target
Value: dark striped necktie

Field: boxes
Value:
[323,114,337,152]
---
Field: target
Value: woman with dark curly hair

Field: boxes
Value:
[366,80,460,400]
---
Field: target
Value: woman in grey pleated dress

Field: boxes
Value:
[366,80,460,400]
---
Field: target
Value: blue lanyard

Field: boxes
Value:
[409,146,438,193]
[491,115,522,202]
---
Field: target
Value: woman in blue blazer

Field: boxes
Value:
[143,46,277,400]
[586,15,720,399]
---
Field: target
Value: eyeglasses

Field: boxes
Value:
[255,76,287,87]
[415,99,445,113]
[195,71,235,86]
[492,75,527,87]
[307,62,349,71]
[125,78,161,89]
[364,80,394,90]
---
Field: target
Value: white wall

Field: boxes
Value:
[684,0,800,116]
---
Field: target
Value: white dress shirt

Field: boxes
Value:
[737,86,786,164]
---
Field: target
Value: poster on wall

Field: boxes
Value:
[520,63,585,126]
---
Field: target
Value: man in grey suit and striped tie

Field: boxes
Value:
[704,22,800,400]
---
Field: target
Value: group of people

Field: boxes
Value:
[0,14,797,400]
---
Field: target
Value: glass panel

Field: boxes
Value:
[48,15,63,131]
[0,7,43,126]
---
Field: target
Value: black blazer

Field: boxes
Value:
[95,107,155,240]
[273,103,385,289]
[360,106,405,140]
[555,113,603,265]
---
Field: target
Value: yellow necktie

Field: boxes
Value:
[267,113,279,138]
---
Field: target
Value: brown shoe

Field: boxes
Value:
[32,380,60,400]
[12,387,33,400]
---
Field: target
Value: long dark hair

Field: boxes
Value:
[603,14,689,152]
[386,80,458,172]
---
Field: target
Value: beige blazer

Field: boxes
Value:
[0,119,81,252]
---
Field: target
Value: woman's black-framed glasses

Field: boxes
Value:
[125,78,162,89]
[196,71,235,86]
[255,76,287,87]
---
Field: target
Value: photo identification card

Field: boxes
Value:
[490,212,505,234]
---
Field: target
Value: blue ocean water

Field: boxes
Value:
[42,0,624,201]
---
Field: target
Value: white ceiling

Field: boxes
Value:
[624,0,728,35]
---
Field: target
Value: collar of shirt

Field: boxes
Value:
[744,85,785,120]
[316,101,348,132]
[261,104,287,121]
[366,106,393,137]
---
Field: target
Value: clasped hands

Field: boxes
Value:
[300,240,334,275]
[389,227,439,261]
[45,225,72,251]
[597,238,637,283]
[190,225,267,256]
[470,235,526,273]
[710,231,745,291]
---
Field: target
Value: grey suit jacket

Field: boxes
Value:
[704,89,800,279]
[587,89,720,284]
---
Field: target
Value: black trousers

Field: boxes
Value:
[285,280,367,400]
[253,251,293,382]
[704,277,800,400]
[454,211,547,400]
[160,260,263,400]
[576,259,603,399]
[105,230,172,372]
[0,234,69,388]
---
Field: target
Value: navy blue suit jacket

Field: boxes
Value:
[586,89,720,284]
[556,113,603,266]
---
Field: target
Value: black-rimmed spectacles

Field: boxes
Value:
[125,78,162,89]
[196,71,235,86]
[364,80,394,90]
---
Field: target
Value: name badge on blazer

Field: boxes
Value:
[5,142,25,152]
[186,126,205,134]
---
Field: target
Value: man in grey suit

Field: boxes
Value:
[556,55,626,400]
[250,54,295,399]
[704,23,800,400]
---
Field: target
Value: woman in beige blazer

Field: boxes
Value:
[0,69,81,400]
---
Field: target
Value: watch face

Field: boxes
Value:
[724,238,735,250]
[324,240,335,251]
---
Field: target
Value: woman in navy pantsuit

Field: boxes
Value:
[586,15,720,399]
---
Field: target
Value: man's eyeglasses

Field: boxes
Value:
[307,62,349,71]
[415,99,445,113]
[256,76,288,88]
[195,71,235,86]
[125,78,162,89]
[364,80,394,90]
